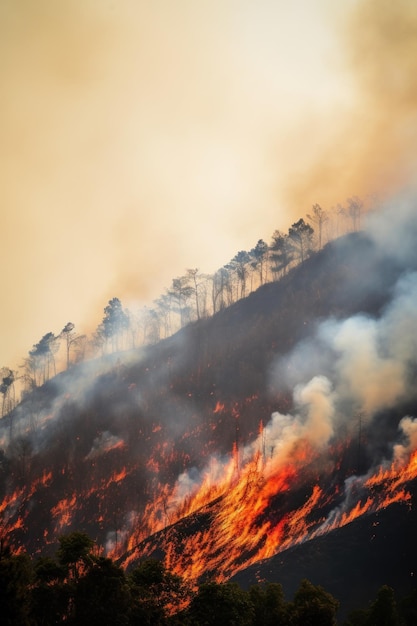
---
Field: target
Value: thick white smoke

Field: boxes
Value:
[271,194,417,429]
[393,416,417,464]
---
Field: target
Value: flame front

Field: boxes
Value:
[1,392,417,585]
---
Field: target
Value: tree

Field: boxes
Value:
[250,239,269,286]
[249,582,288,625]
[288,218,314,263]
[347,196,363,232]
[99,298,129,352]
[60,322,85,369]
[366,585,399,626]
[307,203,329,250]
[57,531,95,582]
[289,578,339,626]
[270,230,293,278]
[186,581,254,626]
[73,557,130,626]
[26,332,60,386]
[31,556,68,625]
[211,267,233,313]
[169,276,194,328]
[0,542,33,626]
[0,367,16,417]
[227,250,251,299]
[128,559,188,625]
[186,268,203,320]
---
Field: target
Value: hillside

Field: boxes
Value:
[1,205,417,615]
[232,495,417,620]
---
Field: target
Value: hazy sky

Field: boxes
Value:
[1,0,416,369]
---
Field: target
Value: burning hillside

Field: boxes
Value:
[1,198,417,591]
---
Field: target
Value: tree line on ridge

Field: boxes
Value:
[1,198,365,413]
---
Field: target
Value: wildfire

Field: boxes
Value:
[2,399,417,591]
[115,423,417,585]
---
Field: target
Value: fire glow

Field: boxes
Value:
[1,371,416,588]
[1,389,417,583]
[113,411,417,583]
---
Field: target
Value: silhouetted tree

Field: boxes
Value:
[250,239,269,286]
[60,322,85,369]
[0,367,16,416]
[367,585,399,626]
[169,276,194,328]
[186,268,204,320]
[288,219,314,263]
[186,581,254,626]
[128,559,188,625]
[307,203,329,250]
[211,267,232,313]
[25,332,60,386]
[289,578,339,625]
[227,250,251,299]
[270,230,293,278]
[31,556,68,625]
[249,582,288,625]
[99,298,129,352]
[0,542,33,626]
[73,557,130,626]
[57,531,95,582]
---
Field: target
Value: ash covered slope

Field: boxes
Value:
[1,198,417,584]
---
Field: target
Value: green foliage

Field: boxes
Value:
[249,582,288,625]
[0,543,33,626]
[73,557,130,626]
[289,578,339,626]
[1,533,415,626]
[57,531,95,583]
[187,581,254,626]
[31,557,68,625]
[128,559,188,625]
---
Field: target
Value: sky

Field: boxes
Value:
[1,0,416,370]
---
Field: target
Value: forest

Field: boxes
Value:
[1,198,365,414]
[1,530,414,626]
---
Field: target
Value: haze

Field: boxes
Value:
[1,0,416,369]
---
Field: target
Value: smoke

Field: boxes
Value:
[0,355,129,452]
[283,0,417,210]
[169,374,335,513]
[320,314,406,415]
[2,0,417,374]
[366,196,417,268]
[393,417,417,464]
[271,191,417,440]
[85,431,125,460]
[255,375,335,464]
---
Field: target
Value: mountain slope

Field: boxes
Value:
[1,206,417,614]
[232,497,417,621]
